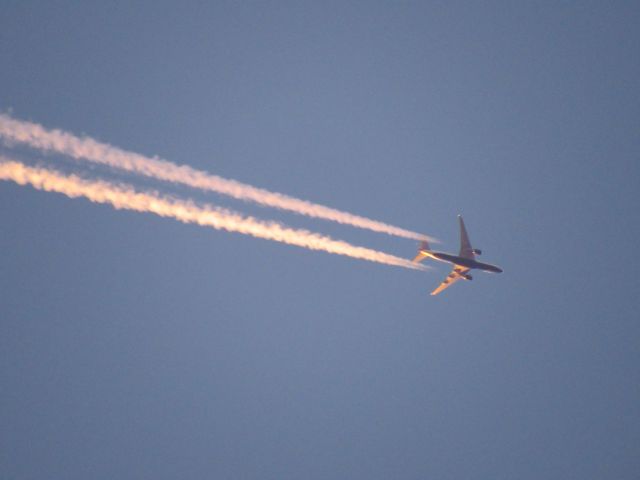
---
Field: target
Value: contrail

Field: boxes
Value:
[0,158,425,271]
[0,114,433,242]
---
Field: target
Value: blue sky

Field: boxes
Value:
[1,2,639,479]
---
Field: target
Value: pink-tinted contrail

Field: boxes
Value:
[0,158,425,271]
[0,114,433,242]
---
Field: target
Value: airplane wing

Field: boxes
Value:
[458,215,475,260]
[431,266,469,295]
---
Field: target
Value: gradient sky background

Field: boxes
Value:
[1,2,639,479]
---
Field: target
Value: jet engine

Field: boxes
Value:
[461,273,473,281]
[473,249,482,255]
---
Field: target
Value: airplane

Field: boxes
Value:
[413,215,502,295]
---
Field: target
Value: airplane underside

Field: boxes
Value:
[413,215,502,295]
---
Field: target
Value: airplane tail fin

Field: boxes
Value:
[412,239,431,263]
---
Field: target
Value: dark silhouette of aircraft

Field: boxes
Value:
[413,215,502,295]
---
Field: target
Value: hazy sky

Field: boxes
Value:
[1,2,639,479]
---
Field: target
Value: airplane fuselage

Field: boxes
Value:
[421,250,503,273]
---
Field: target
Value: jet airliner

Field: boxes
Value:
[413,215,502,295]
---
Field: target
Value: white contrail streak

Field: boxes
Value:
[0,114,433,242]
[0,159,425,271]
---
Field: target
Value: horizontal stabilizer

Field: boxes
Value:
[413,239,431,263]
[413,251,428,263]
